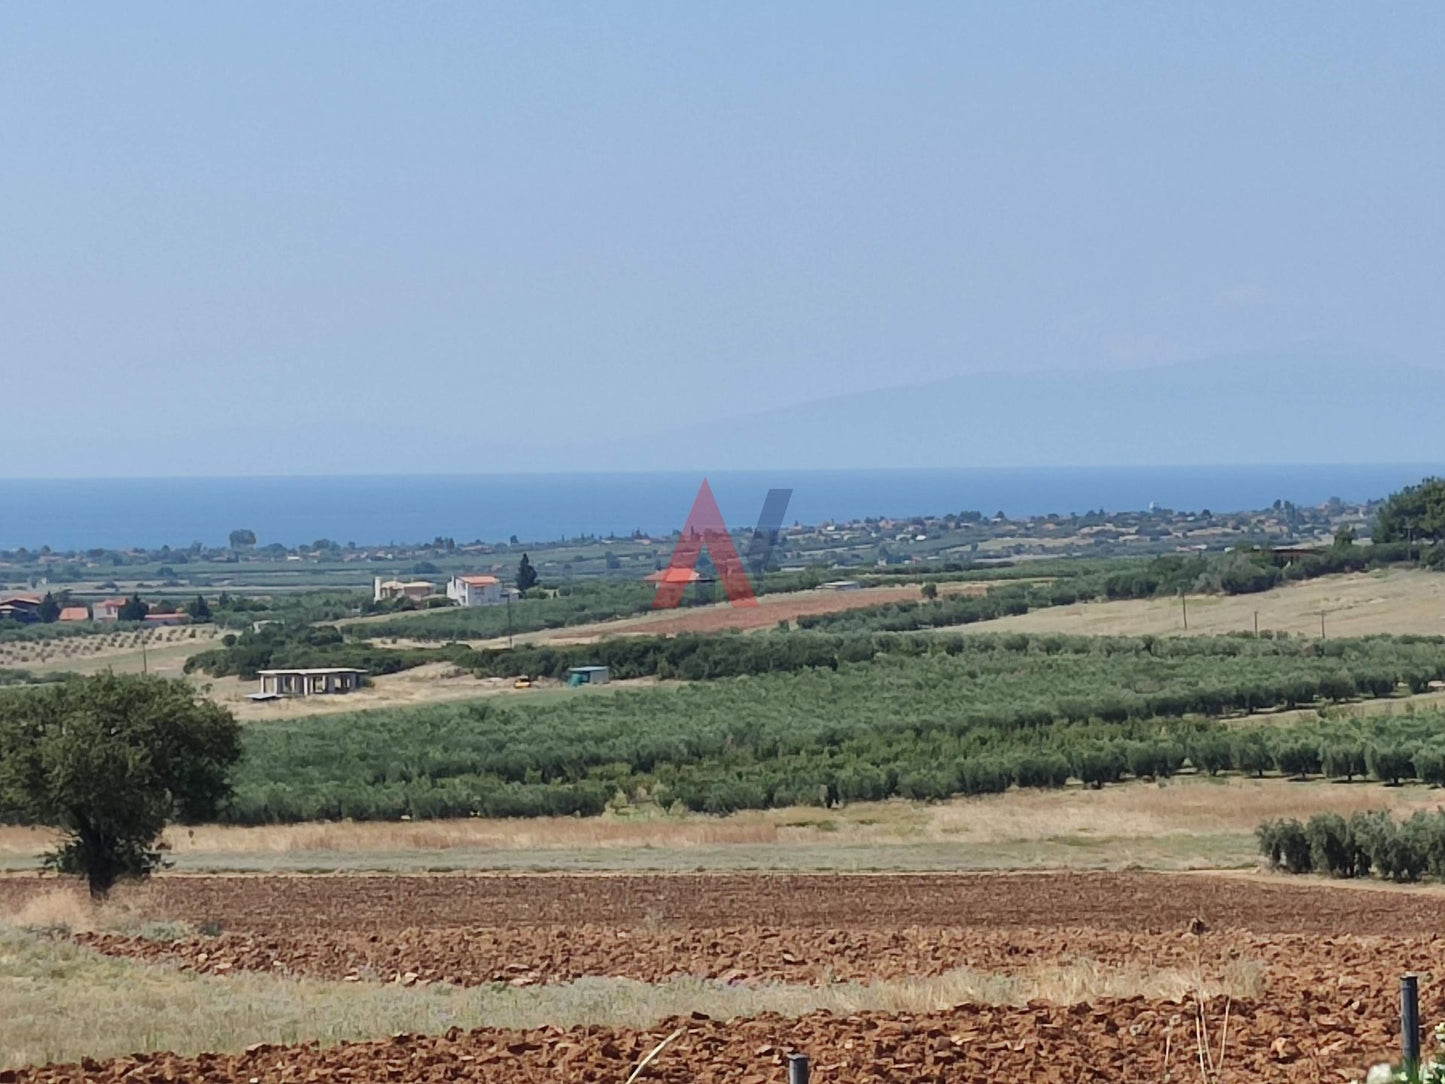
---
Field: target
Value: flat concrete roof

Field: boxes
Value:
[257,667,368,676]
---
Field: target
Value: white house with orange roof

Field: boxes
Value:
[446,574,504,607]
[93,597,128,621]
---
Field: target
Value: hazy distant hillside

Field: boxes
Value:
[585,357,1445,471]
[8,356,1441,477]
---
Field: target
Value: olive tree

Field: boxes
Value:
[0,674,241,898]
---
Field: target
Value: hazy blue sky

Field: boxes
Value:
[2,5,1441,476]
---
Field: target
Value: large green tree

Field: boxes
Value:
[516,553,539,593]
[117,593,149,621]
[0,675,242,898]
[1374,478,1445,544]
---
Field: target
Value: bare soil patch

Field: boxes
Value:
[10,995,1398,1084]
[6,869,1445,937]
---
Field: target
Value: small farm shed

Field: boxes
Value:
[567,665,610,687]
[254,667,367,699]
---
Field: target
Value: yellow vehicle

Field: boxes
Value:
[512,676,533,689]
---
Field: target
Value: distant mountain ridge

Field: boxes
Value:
[582,356,1445,470]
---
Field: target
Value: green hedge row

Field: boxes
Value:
[1260,810,1445,883]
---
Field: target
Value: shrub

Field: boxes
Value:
[698,779,768,815]
[1409,809,1445,880]
[1272,739,1322,780]
[1125,740,1185,780]
[1415,746,1445,787]
[1257,818,1311,874]
[1367,743,1417,785]
[1231,732,1271,777]
[771,780,829,808]
[1188,732,1232,776]
[1348,810,1391,878]
[1304,812,1362,877]
[1011,750,1071,789]
[1073,743,1126,789]
[958,757,1011,795]
[1403,810,1445,882]
[833,764,891,804]
[1364,816,1426,883]
[1266,810,1445,883]
[1320,741,1367,782]
[898,766,959,801]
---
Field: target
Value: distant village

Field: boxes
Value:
[0,569,520,628]
[0,495,1380,625]
[0,592,196,626]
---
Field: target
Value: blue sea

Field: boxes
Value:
[0,465,1440,552]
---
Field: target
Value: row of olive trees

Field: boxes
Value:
[0,675,240,898]
[1260,810,1445,883]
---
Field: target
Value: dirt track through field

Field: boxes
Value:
[4,871,1434,1082]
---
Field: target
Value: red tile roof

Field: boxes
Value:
[458,575,500,586]
[58,607,89,621]
[644,568,703,584]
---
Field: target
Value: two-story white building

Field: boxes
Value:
[446,574,504,607]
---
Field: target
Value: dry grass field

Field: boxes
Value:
[0,626,222,678]
[203,663,663,722]
[3,776,1439,874]
[963,568,1445,638]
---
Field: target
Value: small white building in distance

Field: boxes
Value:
[447,574,504,607]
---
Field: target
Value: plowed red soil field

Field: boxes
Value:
[4,997,1403,1084]
[555,583,988,639]
[4,871,1435,1082]
[8,869,1442,935]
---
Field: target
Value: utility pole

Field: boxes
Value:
[1253,610,1259,638]
[1180,591,1188,631]
[1320,610,1326,640]
[141,631,148,674]
[506,590,513,650]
